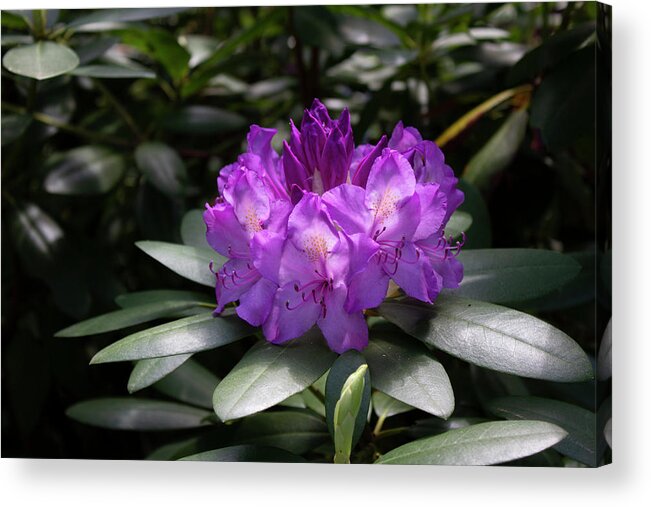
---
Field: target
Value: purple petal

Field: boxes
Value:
[251,230,285,285]
[350,135,388,188]
[237,277,277,326]
[286,193,339,261]
[388,121,423,152]
[318,284,369,353]
[322,184,373,235]
[229,170,271,236]
[215,258,260,313]
[346,258,389,312]
[282,140,310,203]
[413,183,447,241]
[388,242,433,303]
[263,283,321,344]
[203,202,249,259]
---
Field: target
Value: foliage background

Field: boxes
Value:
[1,2,609,460]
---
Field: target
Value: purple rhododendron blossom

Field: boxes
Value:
[204,99,465,353]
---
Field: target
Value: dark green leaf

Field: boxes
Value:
[67,8,189,29]
[372,391,414,419]
[116,290,213,309]
[128,354,192,394]
[119,28,190,83]
[90,312,252,363]
[154,358,220,409]
[364,333,454,419]
[71,64,155,79]
[444,210,472,239]
[136,240,223,287]
[604,418,611,449]
[597,318,612,381]
[487,396,596,466]
[2,41,79,80]
[161,106,247,135]
[179,445,306,463]
[180,209,210,250]
[457,179,491,248]
[451,248,581,303]
[213,332,336,421]
[72,36,119,65]
[379,295,593,382]
[1,114,31,146]
[325,351,371,450]
[66,397,212,430]
[464,109,528,189]
[55,300,208,337]
[44,146,125,195]
[375,420,567,465]
[135,142,188,196]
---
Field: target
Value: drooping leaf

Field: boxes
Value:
[364,333,454,419]
[178,445,306,463]
[2,41,79,80]
[597,318,612,381]
[444,210,473,239]
[379,295,593,382]
[90,312,253,363]
[55,300,208,337]
[66,397,212,431]
[161,106,247,135]
[115,290,213,309]
[375,420,567,465]
[451,248,581,303]
[154,358,220,409]
[44,146,125,195]
[128,354,192,394]
[71,64,155,79]
[180,209,210,250]
[136,240,223,287]
[135,142,188,197]
[487,396,596,466]
[463,108,528,189]
[325,351,371,452]
[372,391,414,419]
[212,332,336,421]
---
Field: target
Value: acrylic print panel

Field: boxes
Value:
[1,2,611,467]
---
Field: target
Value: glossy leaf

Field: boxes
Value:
[463,108,528,189]
[604,418,612,449]
[136,240,222,287]
[364,333,454,419]
[154,358,220,409]
[180,209,210,250]
[179,445,306,463]
[161,106,247,135]
[213,332,336,421]
[115,290,213,309]
[44,146,125,195]
[55,300,207,337]
[451,248,581,303]
[90,312,253,363]
[67,8,189,28]
[128,354,192,393]
[325,351,371,451]
[444,210,473,239]
[119,28,190,83]
[379,296,593,382]
[487,396,596,466]
[597,318,612,381]
[375,420,567,465]
[71,64,155,79]
[66,397,212,431]
[135,142,188,196]
[3,41,79,80]
[372,391,414,419]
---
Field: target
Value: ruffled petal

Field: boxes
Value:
[237,277,277,326]
[263,283,321,344]
[318,284,369,353]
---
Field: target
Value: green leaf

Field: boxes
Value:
[1,114,31,146]
[451,248,582,303]
[44,146,125,195]
[55,300,207,337]
[67,8,189,29]
[2,41,79,80]
[508,23,596,85]
[372,391,414,419]
[178,34,220,68]
[213,332,336,421]
[457,179,491,248]
[444,210,473,239]
[463,108,528,189]
[332,364,368,464]
[180,209,210,250]
[161,106,247,135]
[597,318,612,381]
[90,312,252,363]
[486,396,596,466]
[364,333,454,419]
[530,45,595,151]
[604,418,612,449]
[375,420,567,465]
[178,445,306,463]
[379,295,593,382]
[325,351,371,452]
[128,354,192,394]
[135,142,187,197]
[154,358,220,409]
[71,64,155,79]
[136,241,223,287]
[115,290,212,309]
[66,397,212,431]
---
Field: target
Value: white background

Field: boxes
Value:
[1,0,649,505]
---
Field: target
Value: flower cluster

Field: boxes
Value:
[204,100,464,353]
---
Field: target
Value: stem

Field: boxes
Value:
[435,84,533,148]
[93,79,144,142]
[1,102,132,147]
[372,413,387,437]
